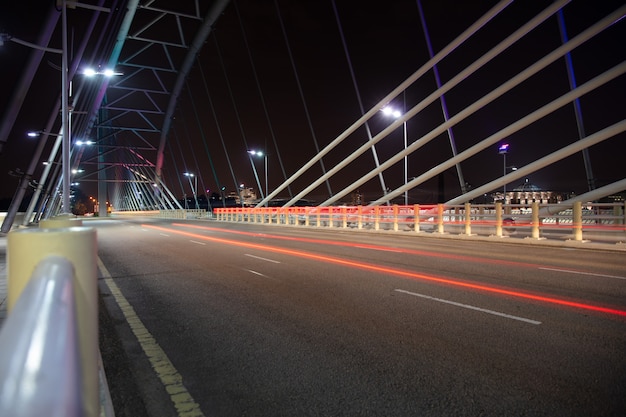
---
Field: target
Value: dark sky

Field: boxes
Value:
[1,0,625,205]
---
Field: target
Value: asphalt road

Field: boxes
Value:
[95,218,626,417]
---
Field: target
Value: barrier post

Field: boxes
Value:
[495,202,503,237]
[7,226,99,416]
[357,206,363,230]
[393,205,399,232]
[341,207,347,229]
[413,204,420,233]
[531,201,541,239]
[573,201,583,241]
[464,202,472,235]
[437,204,445,234]
[374,206,380,231]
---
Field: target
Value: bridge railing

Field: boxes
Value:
[215,202,626,245]
[0,217,111,417]
[0,256,84,416]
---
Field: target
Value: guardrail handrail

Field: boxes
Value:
[0,256,83,417]
[214,201,626,245]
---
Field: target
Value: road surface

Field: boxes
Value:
[95,218,626,417]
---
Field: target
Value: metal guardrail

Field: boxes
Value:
[214,202,626,245]
[0,256,83,416]
[0,217,112,417]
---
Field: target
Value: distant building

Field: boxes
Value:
[493,179,573,204]
[227,187,258,206]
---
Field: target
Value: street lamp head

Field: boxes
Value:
[27,130,62,138]
[83,67,123,77]
[248,150,265,157]
[381,106,401,119]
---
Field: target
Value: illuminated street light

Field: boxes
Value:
[381,105,408,205]
[183,172,199,209]
[248,150,268,205]
[83,67,123,77]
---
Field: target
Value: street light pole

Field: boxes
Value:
[248,150,268,206]
[381,106,408,205]
[498,143,510,202]
[183,172,198,209]
[403,118,407,205]
[264,153,268,202]
[61,0,71,214]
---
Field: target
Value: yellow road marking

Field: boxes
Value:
[98,257,205,417]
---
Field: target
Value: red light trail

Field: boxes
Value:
[144,224,626,318]
[172,223,542,268]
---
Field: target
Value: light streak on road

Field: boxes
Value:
[143,224,626,318]
[169,223,583,272]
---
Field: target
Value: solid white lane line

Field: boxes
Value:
[394,289,542,325]
[539,267,626,280]
[244,253,281,263]
[190,240,206,245]
[97,258,205,416]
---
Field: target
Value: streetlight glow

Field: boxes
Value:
[381,105,409,205]
[183,172,199,209]
[83,67,122,77]
[248,149,268,204]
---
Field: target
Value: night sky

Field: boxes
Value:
[1,0,625,206]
